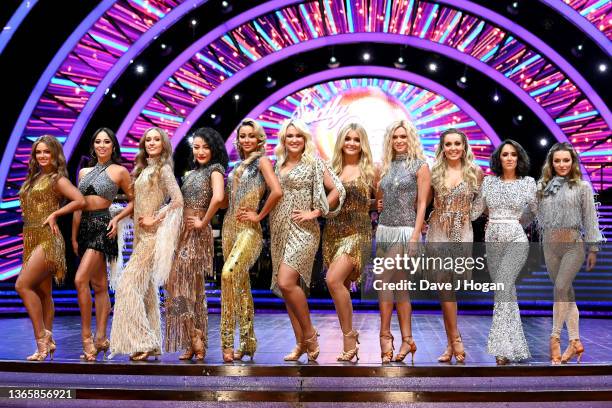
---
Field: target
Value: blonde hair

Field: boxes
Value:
[274,119,317,167]
[537,142,583,198]
[20,135,68,195]
[132,127,174,186]
[431,129,479,194]
[331,122,375,187]
[233,118,267,180]
[380,119,425,177]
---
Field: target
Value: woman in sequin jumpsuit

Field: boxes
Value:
[471,139,536,365]
[376,120,431,363]
[220,119,282,363]
[16,135,85,361]
[270,119,345,362]
[109,127,184,361]
[323,123,375,362]
[536,142,604,364]
[165,128,228,361]
[426,128,482,363]
[72,128,133,361]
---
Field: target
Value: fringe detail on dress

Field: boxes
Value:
[23,226,66,284]
[108,214,133,291]
[152,205,183,286]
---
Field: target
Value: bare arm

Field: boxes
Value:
[256,157,283,221]
[412,164,431,241]
[202,171,225,225]
[107,166,134,238]
[71,169,86,251]
[45,176,85,236]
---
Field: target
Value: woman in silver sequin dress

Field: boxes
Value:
[536,142,604,364]
[376,120,430,363]
[426,128,482,363]
[471,140,536,365]
[270,119,345,362]
[165,128,227,361]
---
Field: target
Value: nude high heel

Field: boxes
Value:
[450,336,466,363]
[94,337,110,360]
[284,342,306,361]
[561,339,584,364]
[304,329,320,361]
[550,336,561,365]
[191,329,206,361]
[380,333,394,364]
[80,334,97,362]
[438,344,453,363]
[337,330,359,362]
[26,330,53,361]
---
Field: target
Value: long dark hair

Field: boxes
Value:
[189,127,229,170]
[490,139,530,177]
[87,127,123,166]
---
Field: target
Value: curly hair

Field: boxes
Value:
[537,142,582,197]
[189,127,229,171]
[19,135,68,195]
[132,127,174,186]
[490,139,530,177]
[233,118,266,180]
[380,119,425,178]
[330,122,375,188]
[431,128,480,194]
[274,119,317,167]
[86,127,123,167]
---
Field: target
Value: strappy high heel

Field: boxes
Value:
[394,336,417,363]
[550,336,561,365]
[26,330,53,361]
[380,333,394,364]
[304,329,320,361]
[222,348,234,363]
[450,336,466,363]
[80,334,97,362]
[437,344,453,363]
[191,329,206,361]
[129,349,160,361]
[94,337,110,360]
[337,330,359,362]
[179,347,194,360]
[561,339,584,364]
[284,342,306,361]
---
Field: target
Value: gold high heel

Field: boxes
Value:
[337,330,359,362]
[191,329,206,361]
[450,336,466,363]
[550,336,561,365]
[393,336,417,363]
[561,339,584,364]
[283,342,306,361]
[437,344,453,363]
[26,330,52,361]
[222,348,234,363]
[380,333,394,364]
[233,349,254,361]
[496,356,509,365]
[129,349,160,361]
[304,329,320,361]
[80,334,97,362]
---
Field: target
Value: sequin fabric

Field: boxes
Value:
[20,175,66,283]
[110,159,183,357]
[378,156,426,227]
[165,164,224,353]
[471,176,537,361]
[270,157,345,297]
[323,178,372,285]
[221,158,265,353]
[78,162,119,202]
[77,209,117,260]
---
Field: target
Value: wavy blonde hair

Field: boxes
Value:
[19,135,68,195]
[274,119,317,167]
[380,119,425,177]
[132,127,173,186]
[537,142,582,198]
[431,129,480,194]
[233,118,267,180]
[331,122,375,187]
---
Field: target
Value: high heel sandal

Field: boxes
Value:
[233,349,254,361]
[129,349,160,361]
[191,329,206,361]
[450,336,466,363]
[550,336,561,365]
[561,339,584,364]
[80,334,97,362]
[380,333,394,364]
[337,330,359,362]
[437,344,453,363]
[94,337,110,360]
[496,356,509,366]
[283,342,306,361]
[178,347,194,360]
[26,330,53,361]
[304,329,320,361]
[222,348,234,363]
[393,336,417,363]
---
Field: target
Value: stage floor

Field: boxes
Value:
[3,312,612,365]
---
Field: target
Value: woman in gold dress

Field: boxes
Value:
[376,120,430,364]
[426,128,482,363]
[109,127,183,361]
[323,123,375,362]
[16,135,85,361]
[165,127,228,361]
[221,119,282,363]
[270,119,345,362]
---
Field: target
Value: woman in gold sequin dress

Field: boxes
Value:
[221,119,282,363]
[323,123,375,362]
[426,128,482,363]
[165,128,228,361]
[109,127,183,361]
[270,119,345,362]
[16,135,85,361]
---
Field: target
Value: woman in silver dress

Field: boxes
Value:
[471,139,536,365]
[536,142,604,364]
